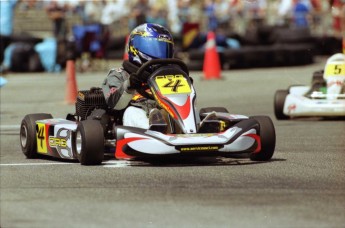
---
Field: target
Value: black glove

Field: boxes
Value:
[128,73,142,89]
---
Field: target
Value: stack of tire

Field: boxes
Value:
[104,35,127,60]
[222,26,316,69]
[178,26,318,71]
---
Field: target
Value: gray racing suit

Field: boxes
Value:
[102,67,134,110]
[102,66,157,129]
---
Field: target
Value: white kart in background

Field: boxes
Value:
[274,53,345,119]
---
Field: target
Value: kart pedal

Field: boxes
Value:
[149,108,168,133]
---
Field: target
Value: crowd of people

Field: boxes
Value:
[3,0,344,39]
[0,0,344,73]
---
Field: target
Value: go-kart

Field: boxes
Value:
[20,59,276,165]
[274,53,345,119]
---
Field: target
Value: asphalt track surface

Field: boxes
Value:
[1,58,344,228]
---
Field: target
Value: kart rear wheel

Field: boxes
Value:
[249,116,276,161]
[20,113,53,158]
[75,120,104,165]
[274,90,289,120]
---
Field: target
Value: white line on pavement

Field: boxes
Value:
[0,162,74,166]
[0,160,142,167]
[0,125,20,130]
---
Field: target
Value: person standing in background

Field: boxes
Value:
[46,0,68,40]
[277,0,293,25]
[330,0,345,37]
[129,0,150,30]
[0,0,18,71]
[293,0,311,27]
[84,0,104,25]
[0,0,18,37]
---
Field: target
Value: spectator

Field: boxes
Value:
[46,0,68,40]
[0,0,18,37]
[146,6,168,27]
[330,0,345,37]
[242,0,267,26]
[101,0,129,27]
[277,0,293,25]
[0,0,18,67]
[176,0,201,34]
[293,0,311,27]
[100,0,129,57]
[84,0,104,25]
[129,0,151,30]
[165,0,180,35]
[204,0,218,31]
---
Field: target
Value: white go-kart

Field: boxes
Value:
[274,53,345,119]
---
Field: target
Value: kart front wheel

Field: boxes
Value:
[249,116,276,161]
[75,120,104,165]
[274,90,289,120]
[20,113,53,158]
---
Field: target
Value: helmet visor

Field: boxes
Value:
[132,37,174,59]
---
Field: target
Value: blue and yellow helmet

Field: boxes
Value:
[128,23,174,66]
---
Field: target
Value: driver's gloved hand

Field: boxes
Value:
[128,73,142,90]
[123,79,135,94]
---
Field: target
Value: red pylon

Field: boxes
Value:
[123,35,129,60]
[65,60,78,104]
[203,31,221,80]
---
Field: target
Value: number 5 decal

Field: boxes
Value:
[334,65,341,74]
[325,64,345,77]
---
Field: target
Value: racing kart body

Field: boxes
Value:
[274,53,345,119]
[20,59,276,165]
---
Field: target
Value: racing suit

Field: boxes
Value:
[101,63,157,129]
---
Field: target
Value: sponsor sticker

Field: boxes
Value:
[178,145,221,152]
[49,137,67,148]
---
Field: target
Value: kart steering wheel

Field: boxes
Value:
[134,59,190,100]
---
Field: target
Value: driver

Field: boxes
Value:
[102,23,174,129]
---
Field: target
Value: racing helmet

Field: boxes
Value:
[127,23,174,66]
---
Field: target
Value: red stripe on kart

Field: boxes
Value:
[46,123,53,154]
[115,137,146,159]
[245,134,261,153]
[173,98,191,120]
[155,92,178,119]
[155,91,191,120]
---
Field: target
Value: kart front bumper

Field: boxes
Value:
[284,94,345,117]
[114,119,260,159]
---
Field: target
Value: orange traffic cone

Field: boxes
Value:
[123,35,129,60]
[65,60,78,104]
[203,31,221,80]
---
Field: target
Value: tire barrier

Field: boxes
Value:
[183,27,333,70]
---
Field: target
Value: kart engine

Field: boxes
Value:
[76,87,107,120]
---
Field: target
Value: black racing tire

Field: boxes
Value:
[274,90,289,120]
[20,113,53,158]
[75,120,104,165]
[249,116,276,161]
